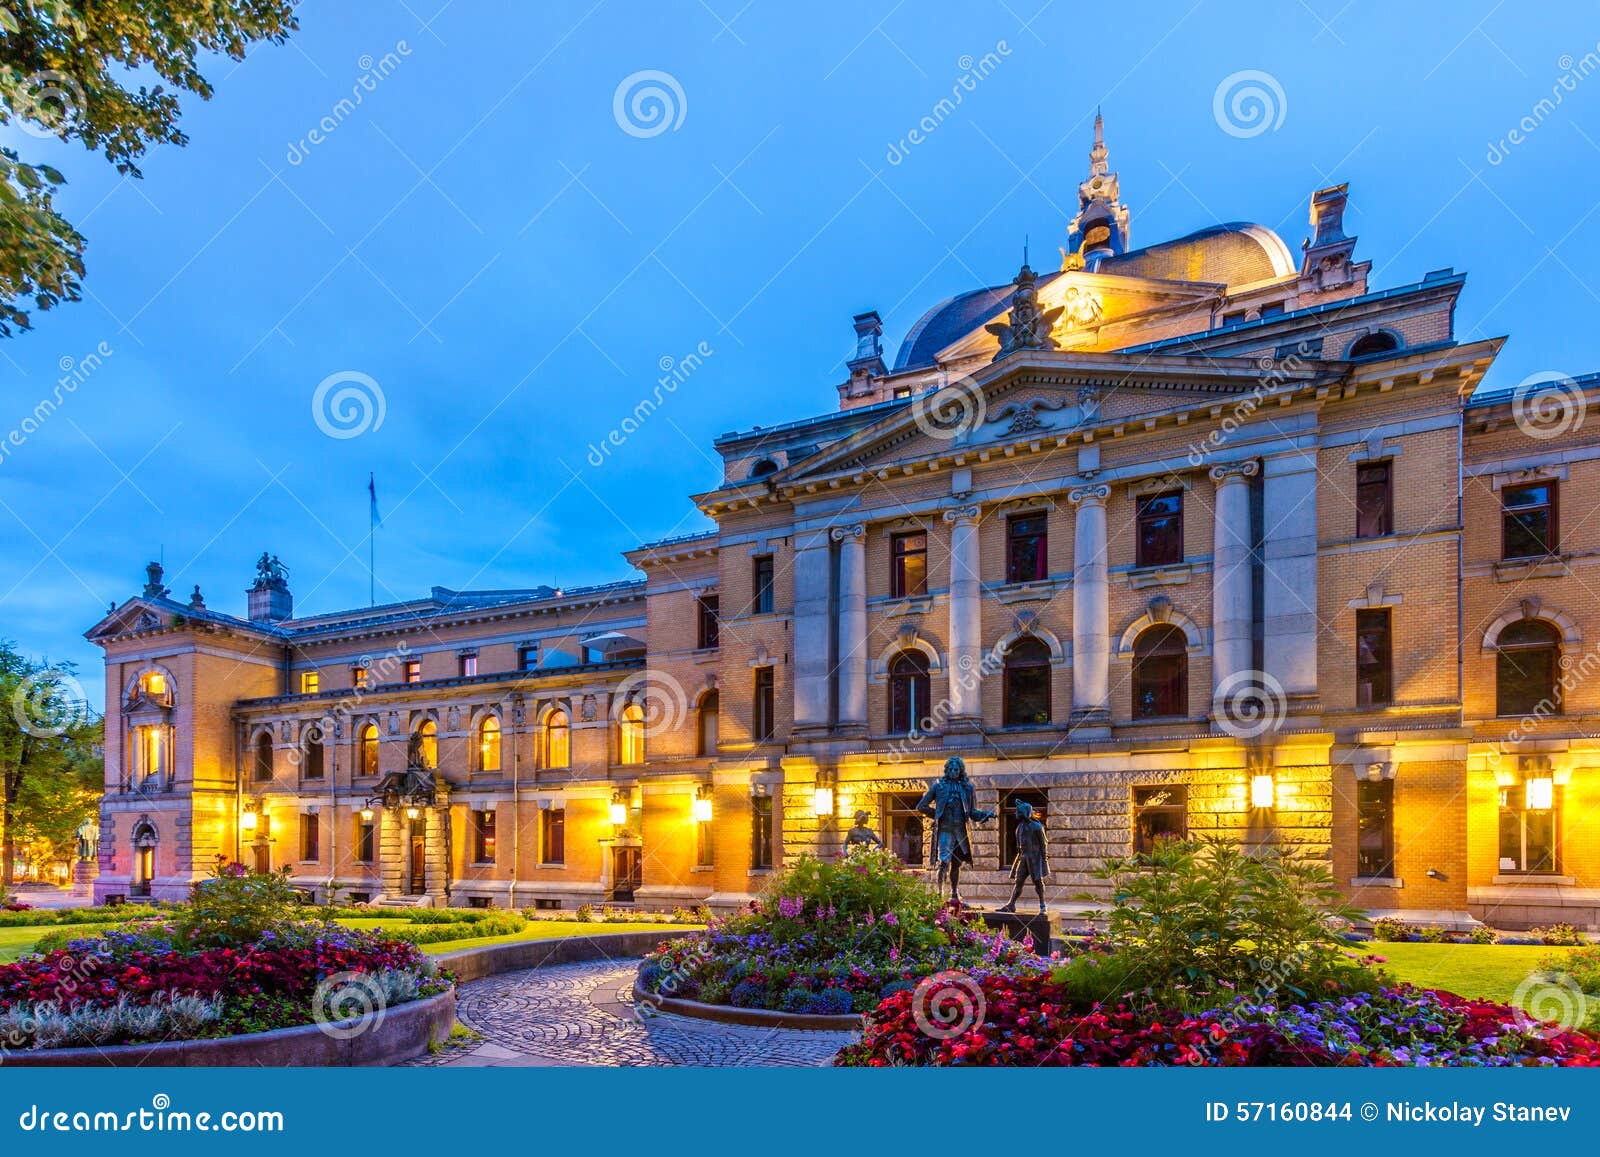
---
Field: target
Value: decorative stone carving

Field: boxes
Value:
[387,711,399,735]
[986,262,1064,361]
[581,694,597,722]
[1068,482,1110,505]
[1208,460,1260,485]
[1147,595,1173,623]
[830,523,865,542]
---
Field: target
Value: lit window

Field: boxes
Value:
[140,671,168,697]
[883,793,925,865]
[477,716,501,773]
[350,665,368,690]
[890,531,928,598]
[414,719,438,767]
[404,659,421,684]
[301,671,320,694]
[1499,781,1559,874]
[472,809,497,864]
[359,723,379,778]
[618,703,645,765]
[543,710,570,769]
[1133,786,1187,854]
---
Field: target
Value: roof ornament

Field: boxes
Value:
[142,561,169,599]
[985,261,1063,361]
[251,551,290,591]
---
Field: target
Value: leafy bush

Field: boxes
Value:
[1075,837,1369,1005]
[375,912,526,946]
[1371,917,1410,942]
[0,994,224,1051]
[1468,925,1497,944]
[1533,923,1588,947]
[0,906,149,929]
[173,868,305,949]
[1553,946,1600,995]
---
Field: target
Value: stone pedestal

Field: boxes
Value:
[71,859,98,897]
[979,909,1052,948]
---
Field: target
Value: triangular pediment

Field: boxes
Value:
[774,350,1326,482]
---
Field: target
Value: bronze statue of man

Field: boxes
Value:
[843,809,883,856]
[996,799,1049,915]
[916,756,995,906]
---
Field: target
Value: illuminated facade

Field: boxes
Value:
[88,121,1600,928]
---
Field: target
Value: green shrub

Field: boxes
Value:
[1532,923,1587,947]
[0,906,150,929]
[1073,837,1371,1006]
[376,912,526,946]
[1371,917,1410,942]
[1468,925,1497,944]
[772,847,938,922]
[171,868,308,949]
[1552,946,1600,994]
[1419,925,1449,943]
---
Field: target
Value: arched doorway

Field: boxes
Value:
[130,818,158,898]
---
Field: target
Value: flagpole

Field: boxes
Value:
[368,472,376,607]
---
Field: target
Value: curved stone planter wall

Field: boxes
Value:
[6,927,697,1068]
[631,975,863,1031]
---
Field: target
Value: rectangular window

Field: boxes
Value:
[1005,514,1048,583]
[753,666,775,741]
[751,796,774,870]
[356,817,375,864]
[404,659,422,684]
[1132,786,1187,855]
[300,671,320,694]
[696,819,714,867]
[472,809,497,864]
[1356,779,1394,878]
[299,813,320,862]
[1258,302,1285,318]
[1135,491,1183,568]
[998,789,1048,869]
[1502,482,1557,559]
[350,665,368,690]
[752,554,775,614]
[518,645,539,672]
[459,653,478,677]
[890,531,928,598]
[1221,310,1247,327]
[1355,608,1393,706]
[1355,461,1393,538]
[540,808,565,865]
[1498,786,1559,874]
[883,792,926,866]
[697,595,720,649]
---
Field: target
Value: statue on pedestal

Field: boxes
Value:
[74,816,100,862]
[843,810,882,856]
[916,756,995,907]
[996,800,1049,915]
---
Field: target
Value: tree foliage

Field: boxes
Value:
[0,0,297,334]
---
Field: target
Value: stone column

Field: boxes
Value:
[791,529,835,734]
[831,524,868,732]
[942,504,983,727]
[1069,483,1111,724]
[379,808,405,898]
[425,805,450,904]
[1262,453,1320,712]
[1209,461,1259,708]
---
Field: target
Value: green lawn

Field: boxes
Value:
[1353,942,1582,1006]
[0,924,105,963]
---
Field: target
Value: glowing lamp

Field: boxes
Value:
[610,800,628,826]
[405,805,420,821]
[812,786,834,817]
[692,796,713,823]
[1525,776,1555,811]
[360,807,375,822]
[1250,774,1275,809]
[240,810,258,832]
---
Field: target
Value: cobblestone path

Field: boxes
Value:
[409,959,857,1067]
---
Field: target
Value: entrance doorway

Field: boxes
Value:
[131,845,154,898]
[610,845,641,903]
[409,830,426,895]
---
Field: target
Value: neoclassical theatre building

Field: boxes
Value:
[90,123,1600,928]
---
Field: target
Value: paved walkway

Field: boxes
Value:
[410,959,856,1067]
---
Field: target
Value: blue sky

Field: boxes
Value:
[4,0,1600,704]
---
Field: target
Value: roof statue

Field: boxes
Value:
[985,260,1063,361]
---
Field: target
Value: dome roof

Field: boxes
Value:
[1094,221,1295,284]
[893,272,1063,372]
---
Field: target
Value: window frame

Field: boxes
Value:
[1355,778,1395,879]
[471,808,497,865]
[301,725,326,781]
[253,733,274,782]
[890,530,928,598]
[459,653,478,678]
[299,813,320,863]
[750,795,774,870]
[1131,624,1189,719]
[883,792,927,866]
[300,671,320,694]
[540,807,566,864]
[543,709,571,769]
[1501,481,1558,561]
[998,789,1048,869]
[697,594,720,650]
[888,650,931,736]
[1355,607,1394,706]
[697,691,719,756]
[753,666,775,741]
[752,554,775,615]
[358,723,379,778]
[1495,619,1562,718]
[1005,513,1048,584]
[1354,460,1393,539]
[1498,784,1560,875]
[476,715,501,773]
[1132,785,1188,855]
[1134,490,1184,569]
[403,658,422,684]
[617,702,645,765]
[350,665,368,690]
[1001,637,1052,726]
[355,816,376,864]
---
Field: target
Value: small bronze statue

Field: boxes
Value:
[916,756,995,907]
[996,800,1049,915]
[843,810,883,855]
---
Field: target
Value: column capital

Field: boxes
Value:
[829,523,866,543]
[941,504,981,525]
[1068,482,1110,506]
[1208,460,1260,485]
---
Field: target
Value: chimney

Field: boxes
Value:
[142,561,170,599]
[844,310,888,400]
[247,552,294,622]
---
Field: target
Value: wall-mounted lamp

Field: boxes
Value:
[360,807,375,822]
[609,790,629,826]
[405,805,420,821]
[1250,773,1275,809]
[1525,776,1555,811]
[812,770,836,818]
[240,808,259,832]
[692,785,713,823]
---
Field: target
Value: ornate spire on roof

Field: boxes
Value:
[1088,108,1108,177]
[1063,111,1130,270]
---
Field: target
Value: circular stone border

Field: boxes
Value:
[631,975,864,1031]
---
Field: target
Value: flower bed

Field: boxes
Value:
[638,848,1043,1015]
[835,973,1600,1067]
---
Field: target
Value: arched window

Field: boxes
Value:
[414,719,437,768]
[1132,625,1188,719]
[302,724,326,780]
[544,709,570,769]
[888,651,931,736]
[748,457,779,479]
[618,702,645,765]
[1348,331,1400,359]
[697,691,720,756]
[1496,619,1562,717]
[253,732,273,782]
[476,716,501,773]
[359,723,379,778]
[1003,637,1052,726]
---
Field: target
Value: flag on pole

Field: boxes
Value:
[368,473,382,529]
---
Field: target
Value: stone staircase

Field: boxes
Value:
[371,894,435,909]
